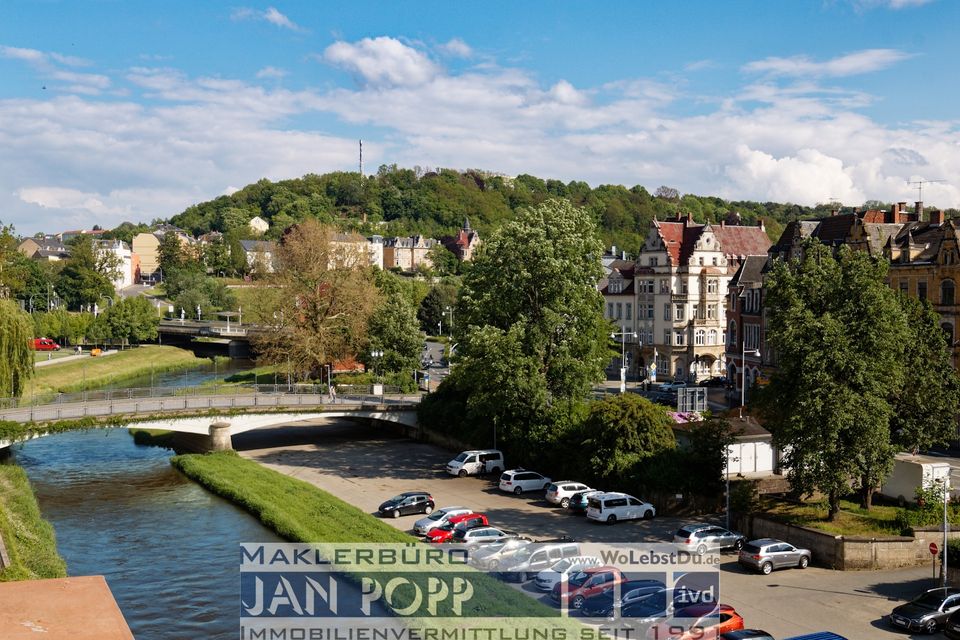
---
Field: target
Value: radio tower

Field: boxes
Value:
[359,140,366,223]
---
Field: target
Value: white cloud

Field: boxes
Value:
[0,45,46,63]
[1,44,106,93]
[323,37,440,86]
[743,48,912,77]
[438,38,472,58]
[855,0,934,8]
[231,7,304,32]
[256,66,288,79]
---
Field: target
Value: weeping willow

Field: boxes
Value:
[0,299,33,398]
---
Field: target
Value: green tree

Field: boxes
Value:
[0,299,34,398]
[95,297,159,347]
[158,231,187,274]
[578,394,675,478]
[55,236,116,310]
[759,242,908,516]
[363,296,423,377]
[417,284,458,335]
[427,244,458,276]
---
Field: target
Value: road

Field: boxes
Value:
[234,422,939,639]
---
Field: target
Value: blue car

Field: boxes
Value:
[566,490,601,514]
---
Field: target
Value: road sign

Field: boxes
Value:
[930,542,939,556]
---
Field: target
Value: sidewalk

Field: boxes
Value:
[35,350,119,368]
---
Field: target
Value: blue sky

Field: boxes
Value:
[1,0,958,234]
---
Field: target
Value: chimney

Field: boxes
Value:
[611,244,617,256]
[759,219,765,232]
[915,201,924,219]
[931,210,944,225]
[621,250,627,260]
[830,209,838,217]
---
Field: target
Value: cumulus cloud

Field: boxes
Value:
[231,7,304,32]
[323,37,440,86]
[256,66,288,79]
[743,48,912,77]
[1,44,107,93]
[438,38,472,58]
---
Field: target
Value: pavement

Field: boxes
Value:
[34,350,118,368]
[234,422,941,639]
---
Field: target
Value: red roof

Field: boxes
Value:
[653,220,689,264]
[712,224,771,259]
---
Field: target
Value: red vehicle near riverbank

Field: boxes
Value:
[32,338,61,351]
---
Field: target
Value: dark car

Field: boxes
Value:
[699,376,727,387]
[579,579,664,618]
[782,633,849,640]
[617,587,703,623]
[378,491,435,519]
[889,587,960,634]
[720,631,776,640]
[947,606,960,639]
[567,490,602,514]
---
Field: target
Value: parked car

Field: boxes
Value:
[586,492,656,523]
[720,631,776,640]
[451,525,518,548]
[699,376,728,387]
[674,524,746,554]
[946,606,960,639]
[413,506,472,535]
[579,579,665,618]
[551,566,626,609]
[32,337,61,351]
[425,513,488,543]
[782,634,849,640]
[498,541,580,581]
[499,469,552,495]
[738,538,811,574]
[446,449,505,477]
[546,481,593,508]
[645,603,744,640]
[470,537,530,570]
[617,586,705,624]
[660,381,688,392]
[534,556,603,591]
[888,587,960,634]
[567,490,603,514]
[378,491,434,518]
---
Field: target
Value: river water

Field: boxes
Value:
[14,428,283,639]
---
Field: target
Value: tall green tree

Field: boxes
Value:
[55,236,117,310]
[417,284,458,335]
[0,299,33,398]
[363,296,423,376]
[93,296,159,347]
[577,394,676,479]
[759,242,908,516]
[157,231,187,274]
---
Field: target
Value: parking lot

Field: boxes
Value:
[234,421,941,639]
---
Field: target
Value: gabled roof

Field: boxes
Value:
[712,224,771,259]
[730,255,767,287]
[652,216,769,265]
[607,258,635,277]
[240,239,276,252]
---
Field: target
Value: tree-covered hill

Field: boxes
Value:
[166,165,923,255]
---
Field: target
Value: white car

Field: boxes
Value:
[586,492,656,524]
[545,481,593,508]
[413,506,472,536]
[534,556,602,591]
[445,449,505,477]
[499,469,552,495]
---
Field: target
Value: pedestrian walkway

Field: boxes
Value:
[35,350,118,368]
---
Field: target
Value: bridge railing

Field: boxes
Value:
[0,383,422,413]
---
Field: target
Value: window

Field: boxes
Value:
[663,329,671,346]
[943,280,955,306]
[707,329,718,345]
[691,304,699,319]
[698,257,704,266]
[899,281,908,295]
[674,331,685,346]
[712,257,718,266]
[695,329,705,345]
[616,302,623,319]
[730,292,737,312]
[663,303,671,321]
[745,324,761,350]
[674,304,685,321]
[640,279,654,294]
[607,303,614,318]
[650,257,658,267]
[728,320,737,347]
[645,328,654,344]
[707,279,718,294]
[660,280,670,294]
[919,280,928,301]
[681,281,689,294]
[625,303,632,320]
[707,303,717,319]
[657,355,669,374]
[609,279,622,294]
[644,303,654,319]
[943,322,955,346]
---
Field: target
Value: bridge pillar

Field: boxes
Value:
[208,421,233,452]
[170,421,234,453]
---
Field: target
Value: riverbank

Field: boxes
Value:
[0,463,66,581]
[23,345,207,399]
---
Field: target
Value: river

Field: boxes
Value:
[14,428,283,639]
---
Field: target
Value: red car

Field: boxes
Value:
[646,603,744,640]
[551,566,626,609]
[424,513,489,543]
[32,338,61,351]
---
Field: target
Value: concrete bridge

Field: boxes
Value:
[0,390,420,452]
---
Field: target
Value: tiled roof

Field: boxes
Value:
[653,220,686,264]
[240,240,275,252]
[712,224,772,259]
[607,259,635,277]
[811,213,858,244]
[730,255,768,287]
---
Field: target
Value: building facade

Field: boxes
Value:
[600,259,638,375]
[440,219,481,262]
[382,235,437,272]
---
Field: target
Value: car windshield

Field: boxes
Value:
[568,571,590,586]
[388,495,407,502]
[631,592,666,615]
[676,528,696,537]
[427,511,448,521]
[912,592,949,610]
[454,453,468,463]
[550,559,572,572]
[436,523,454,532]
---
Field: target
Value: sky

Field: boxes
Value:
[1,0,958,234]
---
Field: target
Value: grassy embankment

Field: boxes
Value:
[0,464,66,581]
[23,345,205,400]
[171,452,590,633]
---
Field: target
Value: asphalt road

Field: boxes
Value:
[234,422,940,639]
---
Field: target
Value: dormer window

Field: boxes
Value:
[609,279,622,294]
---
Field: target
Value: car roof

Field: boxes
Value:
[720,631,775,640]
[591,491,635,499]
[748,538,783,545]
[781,633,849,640]
[449,512,484,522]
[399,491,431,496]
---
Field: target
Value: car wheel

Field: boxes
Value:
[696,544,707,556]
[734,539,744,551]
[642,510,654,520]
[391,510,400,519]
[458,469,467,478]
[572,595,585,609]
[761,562,773,575]
[607,515,617,524]
[424,504,433,515]
[560,498,570,509]
[924,619,937,634]
[514,487,523,495]
[798,556,809,569]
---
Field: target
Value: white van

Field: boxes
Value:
[446,450,505,477]
[586,492,656,524]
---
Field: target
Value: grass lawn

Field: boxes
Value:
[33,350,76,364]
[758,496,905,536]
[171,452,584,630]
[0,464,67,581]
[23,345,205,399]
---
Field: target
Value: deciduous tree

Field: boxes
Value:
[0,299,33,398]
[578,394,676,479]
[363,296,422,377]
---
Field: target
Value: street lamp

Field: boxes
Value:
[370,349,384,379]
[937,477,950,587]
[740,344,761,419]
[725,452,740,531]
[611,331,638,393]
[445,306,454,336]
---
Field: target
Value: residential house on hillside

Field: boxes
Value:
[132,225,194,283]
[240,239,276,273]
[330,232,383,268]
[600,259,638,376]
[440,219,481,262]
[17,235,70,261]
[725,255,769,404]
[635,212,771,383]
[58,228,106,243]
[383,235,437,272]
[96,239,135,290]
[248,216,269,234]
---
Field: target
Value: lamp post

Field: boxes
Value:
[938,477,950,587]
[438,320,442,337]
[445,306,454,336]
[740,344,761,419]
[370,349,384,379]
[611,331,638,393]
[725,452,740,531]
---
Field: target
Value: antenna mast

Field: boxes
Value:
[359,139,363,180]
[906,178,945,203]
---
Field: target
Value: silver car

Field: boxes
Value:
[738,538,811,574]
[674,524,745,555]
[413,506,472,536]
